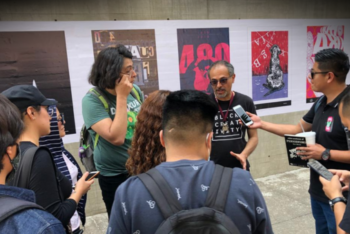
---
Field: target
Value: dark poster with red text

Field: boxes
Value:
[177,28,230,93]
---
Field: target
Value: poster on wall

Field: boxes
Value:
[177,28,230,93]
[0,31,76,135]
[306,25,345,103]
[91,29,159,96]
[251,31,290,110]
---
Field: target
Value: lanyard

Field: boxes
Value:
[215,92,234,123]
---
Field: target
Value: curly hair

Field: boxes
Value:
[126,90,171,176]
[88,45,133,89]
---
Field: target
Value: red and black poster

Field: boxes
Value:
[91,29,159,96]
[0,31,76,134]
[177,28,230,93]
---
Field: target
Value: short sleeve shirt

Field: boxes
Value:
[82,85,142,176]
[303,86,350,203]
[210,92,257,169]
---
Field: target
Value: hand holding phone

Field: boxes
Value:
[307,160,333,181]
[86,171,100,181]
[233,105,254,126]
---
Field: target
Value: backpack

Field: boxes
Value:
[137,164,241,234]
[79,86,143,173]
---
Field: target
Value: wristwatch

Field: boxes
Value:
[321,148,331,161]
[329,197,347,211]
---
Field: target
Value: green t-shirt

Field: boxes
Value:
[82,86,143,176]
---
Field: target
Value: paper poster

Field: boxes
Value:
[251,31,290,109]
[306,25,345,103]
[177,28,230,93]
[0,31,76,134]
[91,29,159,95]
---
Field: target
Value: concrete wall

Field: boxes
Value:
[0,0,349,21]
[1,0,348,216]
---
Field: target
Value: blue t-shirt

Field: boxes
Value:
[108,160,273,234]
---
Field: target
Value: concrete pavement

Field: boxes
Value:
[84,168,315,234]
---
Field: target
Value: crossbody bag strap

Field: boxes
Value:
[13,147,39,189]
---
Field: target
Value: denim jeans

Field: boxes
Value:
[310,196,336,234]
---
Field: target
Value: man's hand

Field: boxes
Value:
[243,112,262,129]
[320,175,343,200]
[297,144,325,160]
[230,151,247,170]
[329,169,350,191]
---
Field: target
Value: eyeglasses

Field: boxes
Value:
[210,77,229,86]
[309,70,338,80]
[58,113,65,125]
[120,67,135,77]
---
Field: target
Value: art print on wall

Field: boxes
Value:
[0,31,76,134]
[177,28,230,93]
[251,31,289,109]
[91,29,159,96]
[306,25,344,103]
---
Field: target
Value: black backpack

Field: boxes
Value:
[137,164,241,234]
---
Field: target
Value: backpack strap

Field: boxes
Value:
[0,196,44,223]
[87,87,111,148]
[314,96,325,113]
[138,168,182,219]
[205,164,233,212]
[12,147,39,189]
[130,87,142,103]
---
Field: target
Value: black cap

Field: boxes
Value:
[2,85,57,112]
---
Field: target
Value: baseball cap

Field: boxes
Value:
[2,85,57,112]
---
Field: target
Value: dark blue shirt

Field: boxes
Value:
[108,160,273,234]
[0,184,65,234]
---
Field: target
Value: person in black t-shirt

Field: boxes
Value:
[207,60,258,170]
[246,48,350,234]
[320,92,350,234]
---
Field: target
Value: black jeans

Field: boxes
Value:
[98,173,128,219]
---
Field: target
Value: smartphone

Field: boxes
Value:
[233,105,254,126]
[307,160,333,181]
[86,171,100,181]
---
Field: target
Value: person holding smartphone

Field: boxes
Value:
[246,49,350,234]
[40,107,87,234]
[207,60,258,170]
[82,45,144,218]
[2,85,94,233]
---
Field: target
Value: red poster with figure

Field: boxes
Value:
[251,31,289,108]
[306,25,344,103]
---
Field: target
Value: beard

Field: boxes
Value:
[215,88,228,99]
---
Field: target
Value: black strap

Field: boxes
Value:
[205,164,233,212]
[138,168,182,219]
[12,147,38,189]
[0,196,44,222]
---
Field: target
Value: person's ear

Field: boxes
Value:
[25,107,36,120]
[231,74,236,83]
[159,130,165,147]
[327,72,336,84]
[206,132,213,149]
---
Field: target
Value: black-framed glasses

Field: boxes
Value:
[210,77,229,86]
[44,106,54,117]
[58,113,65,124]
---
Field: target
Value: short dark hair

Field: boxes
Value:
[0,94,23,172]
[162,90,218,143]
[340,91,350,118]
[88,45,133,89]
[315,48,349,83]
[208,60,234,79]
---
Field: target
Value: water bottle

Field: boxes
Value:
[79,146,86,159]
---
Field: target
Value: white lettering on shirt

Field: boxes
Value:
[201,184,209,192]
[191,165,199,170]
[237,199,248,209]
[256,207,265,214]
